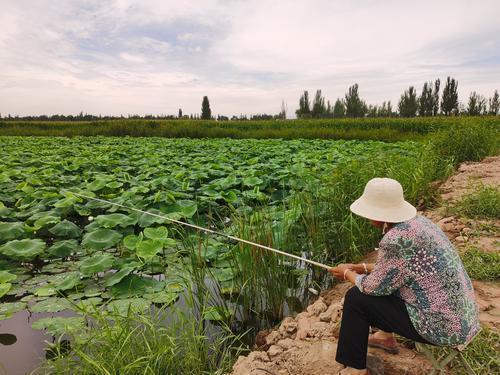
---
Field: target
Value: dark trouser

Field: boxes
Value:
[335,287,430,369]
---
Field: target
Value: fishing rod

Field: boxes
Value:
[64,191,333,271]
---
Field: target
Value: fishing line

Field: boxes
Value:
[64,191,333,270]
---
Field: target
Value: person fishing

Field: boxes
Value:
[329,177,480,375]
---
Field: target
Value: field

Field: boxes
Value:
[0,120,498,374]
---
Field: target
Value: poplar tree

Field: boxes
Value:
[333,98,346,118]
[467,92,487,116]
[398,86,418,117]
[344,84,366,118]
[201,96,211,119]
[441,77,459,115]
[488,90,499,115]
[311,89,326,118]
[295,91,311,118]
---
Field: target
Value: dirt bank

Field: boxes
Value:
[230,157,499,375]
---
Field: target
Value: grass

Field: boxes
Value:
[453,184,500,219]
[461,248,500,281]
[1,116,499,142]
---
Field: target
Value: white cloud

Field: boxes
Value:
[0,0,499,116]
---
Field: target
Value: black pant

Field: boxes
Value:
[336,287,430,369]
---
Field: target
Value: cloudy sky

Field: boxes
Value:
[1,0,499,117]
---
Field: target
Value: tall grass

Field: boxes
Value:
[453,185,500,219]
[2,116,499,141]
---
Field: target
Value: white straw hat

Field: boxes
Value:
[350,178,417,223]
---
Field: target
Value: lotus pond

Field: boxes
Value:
[0,136,420,372]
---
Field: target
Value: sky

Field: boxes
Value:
[0,0,499,117]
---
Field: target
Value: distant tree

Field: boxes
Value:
[325,100,332,117]
[467,92,487,116]
[296,91,311,118]
[488,90,499,115]
[201,96,211,120]
[398,86,418,117]
[344,84,367,118]
[279,100,287,120]
[366,105,378,117]
[311,89,326,118]
[333,98,346,118]
[178,108,183,118]
[418,82,433,116]
[441,77,459,115]
[431,79,441,116]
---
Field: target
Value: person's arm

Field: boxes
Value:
[351,263,375,274]
[355,241,409,296]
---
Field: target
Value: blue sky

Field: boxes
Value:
[0,0,499,117]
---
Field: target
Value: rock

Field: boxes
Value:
[306,297,327,316]
[455,223,465,231]
[455,235,467,243]
[296,314,314,340]
[438,216,454,225]
[319,301,342,323]
[462,227,472,234]
[277,338,296,350]
[247,351,270,363]
[279,317,297,335]
[265,330,282,346]
[254,329,272,348]
[440,222,455,232]
[308,321,333,338]
[268,345,284,357]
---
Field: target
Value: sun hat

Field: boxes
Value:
[350,178,417,223]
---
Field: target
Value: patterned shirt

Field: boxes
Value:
[355,215,480,346]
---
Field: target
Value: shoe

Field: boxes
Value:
[368,334,399,354]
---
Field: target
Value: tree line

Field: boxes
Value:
[295,77,499,118]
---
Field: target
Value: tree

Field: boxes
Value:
[311,89,326,118]
[279,100,287,120]
[398,86,418,117]
[418,80,440,117]
[467,92,487,116]
[432,79,441,116]
[441,77,459,115]
[488,90,499,115]
[178,108,183,118]
[333,98,345,118]
[295,91,311,118]
[201,96,211,120]
[344,84,366,118]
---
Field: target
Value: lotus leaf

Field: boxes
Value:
[104,267,135,287]
[31,297,72,313]
[82,229,122,250]
[107,298,150,317]
[110,274,157,298]
[54,272,82,291]
[49,220,82,238]
[72,297,103,310]
[95,213,137,228]
[33,215,60,230]
[243,176,263,186]
[0,239,46,260]
[202,306,231,321]
[136,240,163,260]
[48,240,79,257]
[32,316,85,336]
[137,209,170,227]
[0,222,25,241]
[212,267,237,282]
[0,283,12,298]
[143,291,178,305]
[0,302,27,320]
[79,253,114,276]
[53,196,79,208]
[123,233,142,250]
[0,271,17,283]
[143,226,168,241]
[35,284,58,297]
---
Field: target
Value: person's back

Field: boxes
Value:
[381,215,480,346]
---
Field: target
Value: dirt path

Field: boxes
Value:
[230,157,499,375]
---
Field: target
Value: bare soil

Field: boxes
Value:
[230,157,499,375]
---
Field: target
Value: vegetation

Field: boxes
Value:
[398,86,418,117]
[453,185,500,219]
[441,76,459,116]
[461,248,500,281]
[201,96,212,120]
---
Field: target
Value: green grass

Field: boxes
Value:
[1,116,499,142]
[453,185,500,219]
[461,248,500,281]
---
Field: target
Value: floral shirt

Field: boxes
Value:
[355,215,480,346]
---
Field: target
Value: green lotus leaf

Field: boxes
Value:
[32,316,85,336]
[202,306,231,321]
[143,291,178,305]
[72,297,103,311]
[48,240,79,257]
[86,178,110,192]
[53,272,82,291]
[49,220,82,238]
[136,240,163,260]
[0,283,12,298]
[53,195,79,208]
[143,226,168,241]
[212,267,237,282]
[0,239,46,260]
[110,274,157,299]
[243,176,264,187]
[107,298,150,317]
[0,222,25,241]
[0,302,27,320]
[79,253,114,276]
[123,233,142,250]
[0,271,17,284]
[95,213,137,228]
[104,267,135,287]
[106,181,123,189]
[173,200,198,218]
[137,209,170,227]
[82,229,122,250]
[31,297,72,313]
[33,215,60,230]
[35,284,58,297]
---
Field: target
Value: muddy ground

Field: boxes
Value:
[230,157,499,375]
